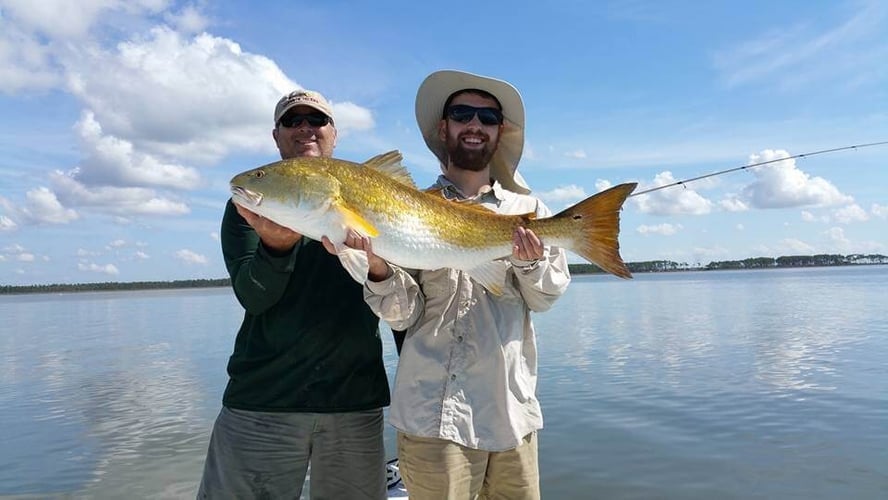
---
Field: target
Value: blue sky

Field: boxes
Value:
[1,0,886,285]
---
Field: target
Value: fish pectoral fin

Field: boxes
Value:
[465,261,509,296]
[332,244,370,284]
[363,150,417,188]
[337,205,380,238]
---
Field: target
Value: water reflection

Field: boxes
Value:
[536,269,888,499]
[2,269,887,499]
[0,289,238,497]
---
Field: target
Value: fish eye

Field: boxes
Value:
[255,170,266,178]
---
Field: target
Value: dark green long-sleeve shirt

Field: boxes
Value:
[219,200,390,412]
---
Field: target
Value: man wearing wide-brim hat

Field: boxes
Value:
[364,70,571,499]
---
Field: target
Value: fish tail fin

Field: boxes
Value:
[553,182,637,279]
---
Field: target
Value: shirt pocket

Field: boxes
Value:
[418,268,458,298]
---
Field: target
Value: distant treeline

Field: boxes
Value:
[0,278,230,295]
[1,254,886,294]
[571,253,888,274]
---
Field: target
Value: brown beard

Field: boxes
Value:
[444,131,497,172]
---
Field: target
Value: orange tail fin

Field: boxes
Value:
[554,182,637,279]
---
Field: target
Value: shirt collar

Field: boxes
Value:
[434,175,506,203]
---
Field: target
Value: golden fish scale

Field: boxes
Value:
[322,159,530,250]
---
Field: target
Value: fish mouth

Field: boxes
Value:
[231,185,263,207]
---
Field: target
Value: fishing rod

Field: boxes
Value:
[629,140,888,197]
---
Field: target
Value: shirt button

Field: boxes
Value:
[451,374,457,380]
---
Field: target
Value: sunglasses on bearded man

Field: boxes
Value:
[445,104,504,126]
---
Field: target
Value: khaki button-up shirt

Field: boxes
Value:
[364,177,571,451]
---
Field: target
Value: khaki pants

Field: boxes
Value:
[397,431,539,500]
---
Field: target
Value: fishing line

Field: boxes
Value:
[628,140,888,197]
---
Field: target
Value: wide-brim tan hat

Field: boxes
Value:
[415,70,530,194]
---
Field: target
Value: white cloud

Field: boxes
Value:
[135,250,150,259]
[64,26,296,163]
[636,223,683,236]
[632,171,713,215]
[833,204,868,224]
[164,4,209,34]
[21,187,79,224]
[713,2,887,90]
[594,179,613,192]
[801,210,830,223]
[0,0,168,40]
[175,248,207,265]
[740,149,853,208]
[2,4,384,243]
[108,239,127,248]
[691,246,730,262]
[331,101,375,134]
[823,227,851,251]
[537,184,587,208]
[210,232,220,242]
[78,261,120,275]
[0,0,173,93]
[872,203,888,219]
[564,149,587,159]
[777,238,816,254]
[73,111,202,190]
[49,171,189,216]
[0,20,60,93]
[17,253,35,262]
[736,224,744,231]
[719,197,749,212]
[0,215,17,231]
[818,226,884,253]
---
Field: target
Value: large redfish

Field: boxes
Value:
[230,151,636,293]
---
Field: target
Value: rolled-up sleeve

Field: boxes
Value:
[364,265,424,330]
[509,198,571,312]
[511,245,571,312]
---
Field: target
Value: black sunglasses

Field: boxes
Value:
[445,104,504,126]
[279,112,331,128]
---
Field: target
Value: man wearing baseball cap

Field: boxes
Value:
[363,70,571,499]
[198,89,390,499]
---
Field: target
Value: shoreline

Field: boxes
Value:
[2,257,886,295]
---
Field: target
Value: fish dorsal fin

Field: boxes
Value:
[363,150,416,188]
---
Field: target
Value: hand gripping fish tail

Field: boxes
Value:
[530,182,637,279]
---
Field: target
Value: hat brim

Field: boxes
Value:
[415,70,529,194]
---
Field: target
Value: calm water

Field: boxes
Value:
[1,267,886,499]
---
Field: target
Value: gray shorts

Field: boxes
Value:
[197,407,386,499]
